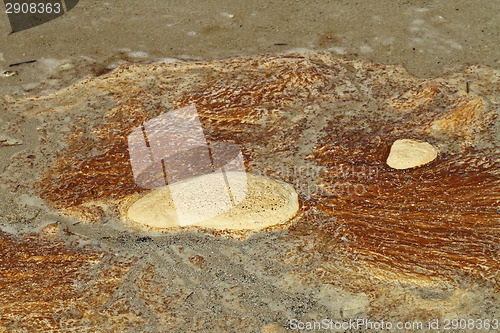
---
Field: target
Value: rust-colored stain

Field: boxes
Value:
[6,52,500,286]
[0,231,143,330]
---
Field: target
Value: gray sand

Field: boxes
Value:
[1,0,499,95]
[0,1,499,332]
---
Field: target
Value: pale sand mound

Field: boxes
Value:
[386,139,438,169]
[127,172,299,230]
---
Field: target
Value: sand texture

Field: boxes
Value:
[0,51,499,331]
[126,172,299,230]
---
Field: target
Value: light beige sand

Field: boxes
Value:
[127,172,299,230]
[0,1,498,330]
[386,139,438,169]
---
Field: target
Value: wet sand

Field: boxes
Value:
[0,1,499,332]
[1,0,499,94]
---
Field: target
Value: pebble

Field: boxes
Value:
[386,139,438,169]
[2,70,18,77]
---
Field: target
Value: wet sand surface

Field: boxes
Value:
[1,0,499,91]
[0,1,499,332]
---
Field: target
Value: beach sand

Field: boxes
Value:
[0,1,499,332]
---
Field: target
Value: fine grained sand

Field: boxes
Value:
[126,172,299,230]
[1,0,499,95]
[0,1,499,332]
[1,51,498,332]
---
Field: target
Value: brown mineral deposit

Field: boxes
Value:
[1,51,498,331]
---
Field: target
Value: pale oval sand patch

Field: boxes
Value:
[127,172,299,231]
[386,139,438,169]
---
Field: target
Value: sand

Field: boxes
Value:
[0,1,499,332]
[127,172,299,230]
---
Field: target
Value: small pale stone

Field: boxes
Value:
[386,139,438,169]
[1,70,18,77]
